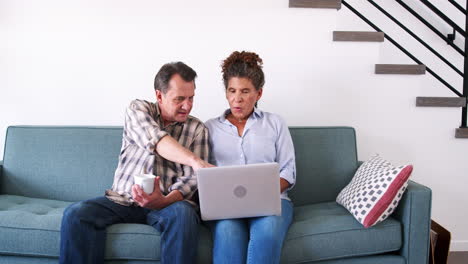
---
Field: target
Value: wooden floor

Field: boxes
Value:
[448,252,468,264]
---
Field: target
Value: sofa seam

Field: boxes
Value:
[285,223,401,241]
[288,126,354,130]
[420,185,431,264]
[0,251,160,261]
[0,251,60,258]
[285,248,402,264]
[407,189,414,262]
[0,226,161,236]
[1,127,10,176]
[351,127,358,170]
[427,188,432,264]
[8,126,122,130]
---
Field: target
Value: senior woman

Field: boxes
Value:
[204,51,296,264]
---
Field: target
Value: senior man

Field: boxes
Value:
[60,62,212,264]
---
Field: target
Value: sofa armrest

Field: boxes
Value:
[393,180,432,264]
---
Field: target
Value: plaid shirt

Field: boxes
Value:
[105,99,210,206]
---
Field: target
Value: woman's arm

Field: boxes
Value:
[275,115,296,193]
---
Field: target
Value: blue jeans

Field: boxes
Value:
[209,199,293,264]
[59,196,199,264]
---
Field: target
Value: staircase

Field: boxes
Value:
[289,0,468,138]
[289,0,341,9]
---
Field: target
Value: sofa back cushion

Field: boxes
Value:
[289,127,358,206]
[1,126,123,201]
[1,126,359,204]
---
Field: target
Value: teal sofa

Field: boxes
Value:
[0,126,431,264]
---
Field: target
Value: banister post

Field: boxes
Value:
[462,0,468,128]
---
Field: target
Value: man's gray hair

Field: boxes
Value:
[154,62,197,93]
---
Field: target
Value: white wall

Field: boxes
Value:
[1,0,467,251]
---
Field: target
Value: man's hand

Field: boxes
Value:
[190,157,216,171]
[132,176,168,210]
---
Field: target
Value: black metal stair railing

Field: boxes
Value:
[341,0,468,128]
[411,0,468,128]
[421,0,466,37]
[368,0,463,77]
[449,0,467,15]
[341,1,462,97]
[396,0,464,55]
[463,1,468,128]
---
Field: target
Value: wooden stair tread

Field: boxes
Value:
[375,64,426,75]
[289,0,341,9]
[333,31,384,42]
[455,128,468,138]
[416,97,467,107]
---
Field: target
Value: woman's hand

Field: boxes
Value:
[280,178,291,193]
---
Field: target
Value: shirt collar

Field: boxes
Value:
[154,101,184,128]
[218,107,263,124]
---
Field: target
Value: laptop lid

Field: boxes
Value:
[197,162,281,221]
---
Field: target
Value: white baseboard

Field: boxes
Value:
[450,240,468,251]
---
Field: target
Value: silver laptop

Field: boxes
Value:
[197,162,281,221]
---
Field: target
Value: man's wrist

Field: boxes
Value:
[160,195,170,208]
[188,155,200,168]
[163,190,184,207]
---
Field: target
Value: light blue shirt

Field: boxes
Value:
[205,108,296,200]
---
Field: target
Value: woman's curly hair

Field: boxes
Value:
[221,51,265,91]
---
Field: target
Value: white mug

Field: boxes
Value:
[133,174,156,194]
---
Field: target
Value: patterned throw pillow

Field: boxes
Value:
[336,154,413,228]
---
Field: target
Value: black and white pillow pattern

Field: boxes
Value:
[336,154,413,228]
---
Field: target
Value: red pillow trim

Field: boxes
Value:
[363,165,413,227]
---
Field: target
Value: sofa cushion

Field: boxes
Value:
[1,126,123,202]
[289,127,359,206]
[0,195,212,262]
[281,201,402,263]
[336,155,413,227]
[2,126,359,207]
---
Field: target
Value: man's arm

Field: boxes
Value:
[125,100,168,153]
[125,99,212,169]
[133,124,212,209]
[156,135,213,171]
[167,125,211,198]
